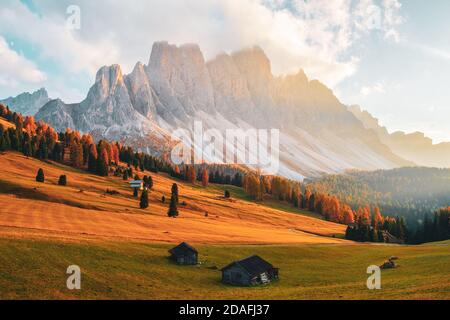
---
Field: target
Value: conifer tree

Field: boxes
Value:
[168,183,179,217]
[187,166,196,184]
[88,144,98,173]
[70,141,84,168]
[202,168,209,187]
[38,137,48,159]
[96,147,109,176]
[36,168,45,183]
[140,189,149,209]
[58,175,67,186]
[171,183,179,204]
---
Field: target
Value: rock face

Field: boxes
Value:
[34,41,417,179]
[34,99,75,133]
[147,42,216,122]
[349,105,450,168]
[0,88,50,116]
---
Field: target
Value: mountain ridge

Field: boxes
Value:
[349,105,450,168]
[3,42,421,179]
[0,88,50,116]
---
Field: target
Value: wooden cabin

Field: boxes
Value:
[221,255,279,286]
[129,180,144,191]
[168,242,198,265]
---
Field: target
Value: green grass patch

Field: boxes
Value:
[0,238,449,300]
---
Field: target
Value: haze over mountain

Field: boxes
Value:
[0,88,50,116]
[4,41,436,179]
[349,105,450,168]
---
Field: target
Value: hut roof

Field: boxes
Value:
[221,255,274,277]
[169,242,198,256]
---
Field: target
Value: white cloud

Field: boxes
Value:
[0,36,46,89]
[0,1,120,76]
[382,0,405,42]
[360,83,385,96]
[0,0,405,99]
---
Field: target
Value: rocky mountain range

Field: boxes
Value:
[3,41,447,179]
[349,105,450,168]
[0,88,50,116]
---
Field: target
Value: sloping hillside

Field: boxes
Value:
[0,117,15,130]
[0,152,346,244]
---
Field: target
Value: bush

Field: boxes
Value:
[161,196,166,203]
[58,175,67,186]
[224,190,231,198]
[36,168,45,183]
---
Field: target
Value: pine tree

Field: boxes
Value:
[123,171,129,180]
[96,148,109,176]
[58,175,67,186]
[36,168,45,183]
[87,144,98,173]
[202,168,209,187]
[70,141,84,168]
[38,137,48,159]
[187,166,196,184]
[148,176,153,189]
[140,189,149,209]
[171,183,179,204]
[224,190,231,198]
[168,183,179,217]
[23,140,32,157]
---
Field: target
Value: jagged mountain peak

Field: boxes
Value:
[128,62,149,84]
[0,87,51,116]
[34,41,422,178]
[231,45,272,79]
[95,64,124,88]
[33,87,49,98]
[147,41,215,118]
[149,41,205,68]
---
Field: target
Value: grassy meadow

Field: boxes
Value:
[0,237,449,300]
[0,151,449,300]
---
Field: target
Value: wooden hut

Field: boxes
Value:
[221,255,278,286]
[169,242,198,265]
[129,180,144,191]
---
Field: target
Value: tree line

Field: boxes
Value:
[241,171,409,243]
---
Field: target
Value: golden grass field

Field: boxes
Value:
[0,152,346,245]
[0,151,449,299]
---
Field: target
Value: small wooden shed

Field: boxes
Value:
[169,242,198,265]
[129,180,144,191]
[221,255,278,286]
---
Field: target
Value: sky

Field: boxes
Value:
[0,0,449,143]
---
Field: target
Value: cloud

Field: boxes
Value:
[382,0,405,42]
[360,83,385,96]
[0,1,120,76]
[0,36,46,89]
[0,0,405,100]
